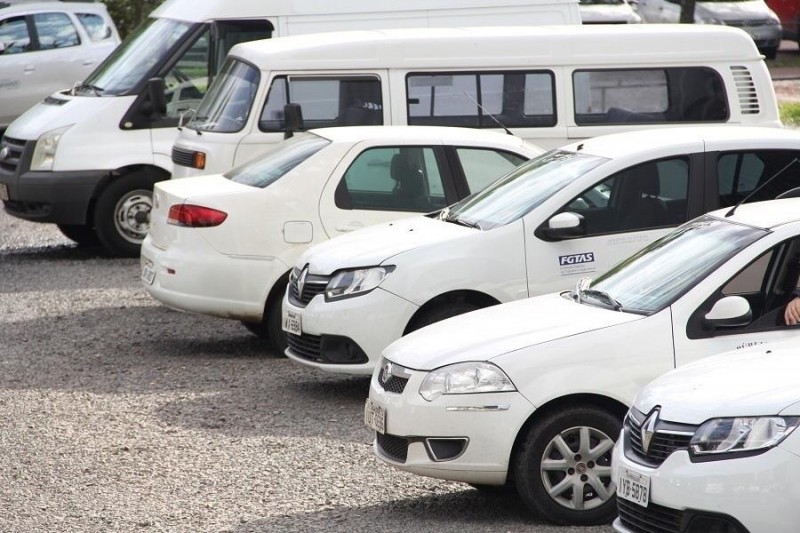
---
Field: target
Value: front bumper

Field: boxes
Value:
[282,287,418,375]
[611,432,800,533]
[367,361,535,485]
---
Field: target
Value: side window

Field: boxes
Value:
[573,67,728,125]
[456,148,528,193]
[76,13,112,41]
[337,147,447,212]
[560,158,690,236]
[407,71,555,128]
[260,76,383,131]
[214,20,272,73]
[0,16,31,54]
[33,12,80,50]
[163,28,210,118]
[717,150,800,208]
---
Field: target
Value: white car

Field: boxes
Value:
[0,0,120,129]
[612,339,800,533]
[283,126,800,375]
[140,126,539,352]
[366,196,800,526]
[579,0,641,24]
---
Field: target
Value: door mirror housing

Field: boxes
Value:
[705,295,752,328]
[283,103,304,139]
[536,212,586,241]
[143,77,167,118]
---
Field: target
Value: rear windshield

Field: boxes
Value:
[224,133,330,188]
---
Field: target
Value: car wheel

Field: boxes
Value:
[241,298,287,356]
[513,406,620,525]
[57,224,100,247]
[408,301,479,332]
[94,171,159,257]
[763,46,778,60]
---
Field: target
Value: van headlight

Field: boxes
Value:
[690,416,800,457]
[419,362,516,402]
[30,125,72,171]
[325,266,395,301]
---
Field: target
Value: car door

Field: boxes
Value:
[524,156,695,296]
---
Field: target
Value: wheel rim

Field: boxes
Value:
[539,425,615,511]
[114,189,152,244]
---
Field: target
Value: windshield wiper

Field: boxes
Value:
[444,216,482,230]
[74,82,104,96]
[581,289,623,311]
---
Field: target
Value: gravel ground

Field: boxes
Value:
[0,212,610,533]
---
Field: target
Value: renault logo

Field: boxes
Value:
[0,147,8,161]
[297,266,309,299]
[641,409,660,453]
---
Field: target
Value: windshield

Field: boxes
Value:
[583,216,767,314]
[80,18,194,96]
[189,58,260,133]
[445,150,608,230]
[225,133,331,188]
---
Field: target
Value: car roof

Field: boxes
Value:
[561,126,800,161]
[707,197,800,230]
[0,0,109,13]
[309,125,537,150]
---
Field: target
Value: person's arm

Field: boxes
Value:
[785,289,800,326]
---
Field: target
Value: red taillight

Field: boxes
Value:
[167,204,228,227]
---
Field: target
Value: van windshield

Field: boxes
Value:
[78,18,194,96]
[445,150,608,230]
[189,58,260,133]
[224,132,331,188]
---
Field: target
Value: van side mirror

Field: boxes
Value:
[143,77,167,118]
[283,103,304,139]
[705,296,752,328]
[536,212,586,241]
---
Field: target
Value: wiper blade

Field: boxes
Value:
[74,83,104,96]
[443,214,482,230]
[581,289,623,311]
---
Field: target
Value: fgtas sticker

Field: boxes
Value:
[558,252,596,275]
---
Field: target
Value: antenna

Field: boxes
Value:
[460,91,514,136]
[725,157,799,217]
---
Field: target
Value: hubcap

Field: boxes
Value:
[114,189,152,244]
[540,425,615,511]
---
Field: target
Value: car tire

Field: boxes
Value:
[241,298,287,356]
[513,406,620,526]
[408,301,480,332]
[57,224,100,247]
[94,171,159,257]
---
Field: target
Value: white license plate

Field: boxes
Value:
[616,466,650,508]
[141,261,155,285]
[282,308,302,335]
[0,183,8,201]
[364,397,386,434]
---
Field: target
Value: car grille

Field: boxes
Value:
[288,268,330,307]
[0,136,28,175]
[376,432,409,462]
[624,409,695,467]
[378,370,409,394]
[171,146,197,168]
[617,498,682,533]
[725,18,775,28]
[286,332,322,362]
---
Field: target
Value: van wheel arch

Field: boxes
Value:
[404,290,500,335]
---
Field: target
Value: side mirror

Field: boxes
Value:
[536,212,586,241]
[143,77,167,118]
[283,103,304,139]
[0,42,6,55]
[705,295,752,328]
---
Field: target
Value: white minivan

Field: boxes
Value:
[0,0,580,257]
[173,23,778,181]
[282,126,800,375]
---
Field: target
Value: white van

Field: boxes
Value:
[172,23,779,184]
[0,0,580,257]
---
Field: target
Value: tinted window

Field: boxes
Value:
[407,71,555,128]
[261,76,383,131]
[717,151,800,207]
[573,67,728,125]
[77,13,112,41]
[0,16,30,54]
[456,148,528,193]
[33,12,79,50]
[337,147,447,212]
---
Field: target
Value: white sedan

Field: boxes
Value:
[613,339,800,533]
[140,126,539,351]
[366,197,800,526]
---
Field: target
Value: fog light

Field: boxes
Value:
[319,336,368,364]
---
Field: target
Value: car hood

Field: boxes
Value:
[635,341,800,424]
[697,1,776,21]
[300,216,474,274]
[580,5,640,23]
[5,92,125,140]
[383,292,641,371]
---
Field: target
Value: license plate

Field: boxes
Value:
[364,397,386,434]
[141,261,155,285]
[616,466,650,508]
[282,308,302,335]
[0,183,8,201]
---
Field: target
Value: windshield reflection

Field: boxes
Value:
[190,58,259,132]
[225,133,330,188]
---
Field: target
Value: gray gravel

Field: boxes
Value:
[0,211,612,533]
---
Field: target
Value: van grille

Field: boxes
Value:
[730,65,760,115]
[171,146,197,168]
[0,136,28,175]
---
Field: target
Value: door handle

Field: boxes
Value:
[23,65,35,73]
[335,222,364,232]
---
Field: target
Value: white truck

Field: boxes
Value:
[0,0,580,256]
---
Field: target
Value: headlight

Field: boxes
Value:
[325,266,394,301]
[419,362,516,402]
[690,416,800,457]
[30,125,72,171]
